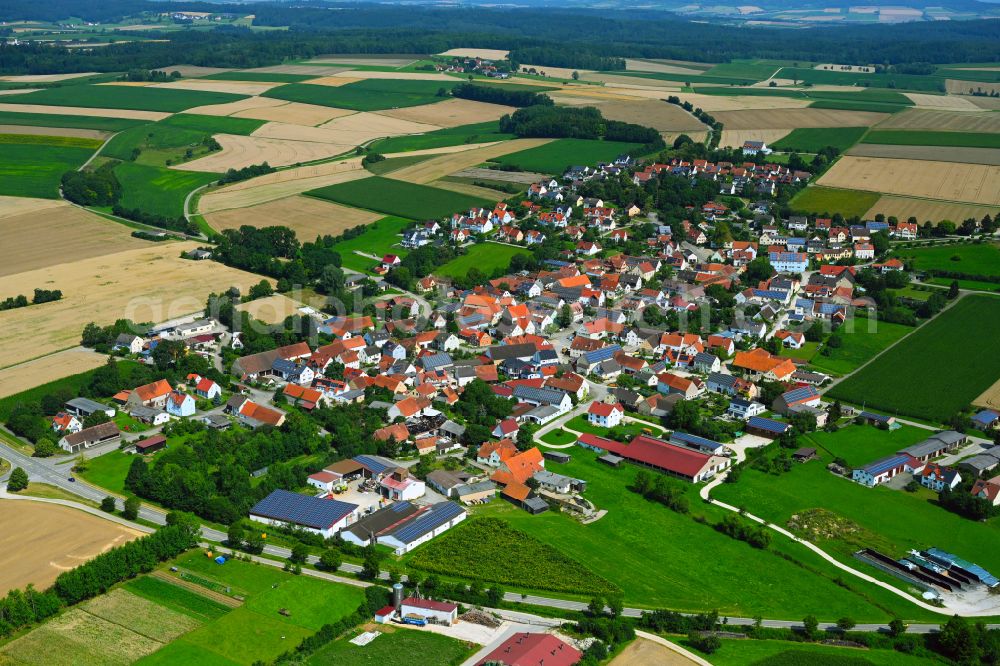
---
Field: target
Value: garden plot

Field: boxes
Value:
[714,107,886,129]
[377,98,514,128]
[819,156,1000,206]
[174,133,351,172]
[206,195,380,236]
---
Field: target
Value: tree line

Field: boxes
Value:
[0,288,61,311]
[451,82,553,107]
[499,105,663,151]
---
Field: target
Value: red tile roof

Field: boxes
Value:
[579,433,715,479]
[475,632,582,666]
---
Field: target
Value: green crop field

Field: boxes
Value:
[772,127,868,153]
[456,451,940,620]
[124,576,231,622]
[491,138,644,174]
[893,242,1000,279]
[703,60,783,81]
[863,130,1000,149]
[160,114,266,136]
[801,318,915,376]
[265,79,457,111]
[790,186,881,218]
[775,67,947,92]
[0,110,146,131]
[435,243,531,279]
[103,124,211,166]
[307,176,493,219]
[368,121,516,153]
[691,87,912,113]
[364,154,434,175]
[2,85,246,112]
[0,134,101,198]
[200,71,316,83]
[712,427,1000,577]
[307,628,474,666]
[114,162,217,218]
[675,637,935,666]
[828,294,1000,421]
[0,360,144,420]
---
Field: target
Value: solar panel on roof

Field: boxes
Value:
[864,454,910,475]
[388,502,465,543]
[250,490,357,530]
[672,432,723,451]
[783,386,818,403]
[354,455,394,475]
[747,416,790,434]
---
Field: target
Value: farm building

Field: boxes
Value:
[502,482,549,514]
[533,470,586,494]
[249,489,359,538]
[134,434,166,455]
[65,397,116,419]
[475,632,582,666]
[669,431,727,456]
[543,451,572,464]
[852,454,924,487]
[375,501,467,555]
[972,409,1000,431]
[339,501,421,548]
[858,411,896,429]
[746,415,793,439]
[59,422,121,453]
[578,433,729,483]
[455,481,496,504]
[959,452,1000,477]
[400,597,458,625]
[793,447,818,463]
[898,431,967,463]
[772,386,821,415]
[380,468,426,501]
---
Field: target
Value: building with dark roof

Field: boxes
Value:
[339,501,421,547]
[249,489,359,538]
[376,501,467,555]
[746,415,793,439]
[58,421,121,453]
[898,431,967,463]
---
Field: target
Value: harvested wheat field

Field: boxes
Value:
[236,293,310,325]
[903,93,982,111]
[865,195,998,227]
[0,243,264,367]
[582,73,680,89]
[303,75,363,87]
[232,101,354,126]
[387,138,551,183]
[549,89,658,106]
[0,103,168,121]
[0,202,145,277]
[452,167,549,184]
[969,97,1000,111]
[720,128,792,149]
[317,111,441,143]
[207,195,379,236]
[175,133,351,172]
[0,72,98,83]
[819,156,1000,206]
[875,108,1000,133]
[327,70,456,82]
[377,98,514,128]
[674,92,811,112]
[245,64,351,76]
[0,194,64,219]
[715,108,887,130]
[432,180,510,200]
[609,638,697,666]
[598,99,707,133]
[0,124,108,140]
[0,501,143,594]
[310,55,422,67]
[438,48,509,60]
[154,78,280,96]
[847,143,1000,166]
[183,95,288,117]
[519,65,595,80]
[154,64,231,78]
[198,158,366,212]
[0,349,106,398]
[946,79,1000,96]
[624,58,706,76]
[974,378,1000,410]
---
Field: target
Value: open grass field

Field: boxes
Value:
[0,199,146,276]
[845,143,1000,166]
[464,450,938,620]
[827,295,1000,421]
[712,108,887,130]
[865,196,998,226]
[672,637,935,666]
[0,109,146,131]
[804,424,929,468]
[712,426,1000,578]
[265,79,456,111]
[114,162,217,217]
[799,318,916,376]
[818,157,1000,206]
[864,129,1000,149]
[772,127,868,152]
[0,134,101,199]
[0,360,143,419]
[773,67,948,93]
[377,97,514,129]
[103,122,217,167]
[236,293,308,325]
[2,85,246,112]
[307,626,475,666]
[307,176,492,219]
[78,449,154,494]
[0,348,107,399]
[206,194,380,237]
[491,138,644,174]
[435,242,531,279]
[0,242,262,369]
[0,501,142,594]
[892,242,1000,279]
[326,215,411,273]
[874,108,1000,133]
[368,121,515,153]
[790,186,882,218]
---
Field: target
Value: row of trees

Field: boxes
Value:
[498,105,663,151]
[0,288,61,311]
[451,82,553,107]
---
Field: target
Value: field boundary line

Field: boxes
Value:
[148,570,243,607]
[78,130,119,171]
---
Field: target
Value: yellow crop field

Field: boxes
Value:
[377,98,514,128]
[206,195,380,237]
[818,156,1000,206]
[714,108,887,130]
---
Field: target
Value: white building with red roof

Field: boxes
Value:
[588,401,624,428]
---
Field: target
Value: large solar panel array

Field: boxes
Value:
[354,455,395,475]
[386,501,465,544]
[747,415,791,434]
[250,489,357,530]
